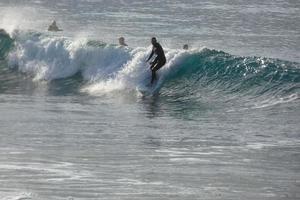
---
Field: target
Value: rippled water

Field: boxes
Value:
[0,91,299,199]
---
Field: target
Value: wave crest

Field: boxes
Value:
[1,29,299,101]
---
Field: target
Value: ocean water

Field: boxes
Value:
[0,0,300,199]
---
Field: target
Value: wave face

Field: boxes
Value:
[0,30,299,105]
[0,30,14,59]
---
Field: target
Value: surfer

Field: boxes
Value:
[48,20,62,32]
[146,37,166,84]
[118,37,128,46]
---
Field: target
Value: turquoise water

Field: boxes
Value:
[0,1,300,199]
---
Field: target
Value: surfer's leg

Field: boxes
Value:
[150,62,156,84]
[151,70,156,84]
[152,63,164,71]
[150,62,155,71]
[152,60,166,71]
[151,62,165,84]
[150,60,165,84]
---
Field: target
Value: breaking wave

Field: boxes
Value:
[0,29,299,106]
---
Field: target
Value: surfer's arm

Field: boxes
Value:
[146,50,154,62]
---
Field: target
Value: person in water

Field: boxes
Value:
[146,37,166,84]
[183,44,189,50]
[118,37,128,46]
[0,29,9,36]
[48,20,62,32]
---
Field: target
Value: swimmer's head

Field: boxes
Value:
[119,37,124,42]
[183,44,188,50]
[119,37,126,46]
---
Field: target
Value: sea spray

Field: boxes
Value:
[0,29,299,104]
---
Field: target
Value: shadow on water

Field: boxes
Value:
[137,89,211,121]
[137,94,163,119]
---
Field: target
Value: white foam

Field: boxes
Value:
[0,192,34,200]
[82,47,196,95]
[253,93,299,109]
[0,161,91,180]
[117,178,164,186]
[8,34,81,81]
[7,32,132,82]
[8,31,205,95]
[170,157,210,163]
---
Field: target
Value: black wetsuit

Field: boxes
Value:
[147,42,166,84]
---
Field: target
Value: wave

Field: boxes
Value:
[0,29,299,104]
[0,29,14,60]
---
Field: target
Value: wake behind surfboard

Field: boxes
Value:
[136,75,161,96]
[136,83,159,96]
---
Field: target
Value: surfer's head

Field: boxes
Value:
[151,37,157,45]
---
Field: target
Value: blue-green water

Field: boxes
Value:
[0,1,300,199]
